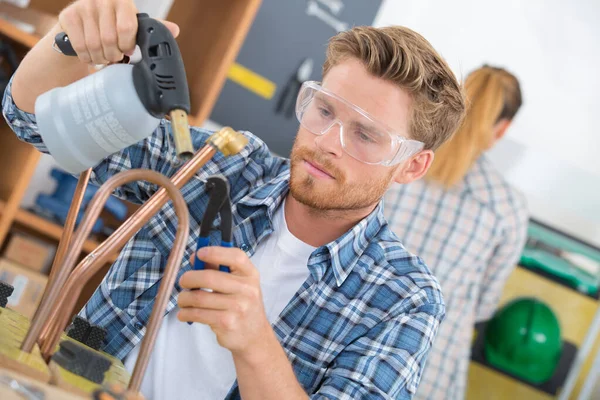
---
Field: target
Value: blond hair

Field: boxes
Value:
[323,26,466,151]
[426,65,522,187]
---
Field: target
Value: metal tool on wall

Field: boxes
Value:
[275,58,313,119]
[306,0,349,32]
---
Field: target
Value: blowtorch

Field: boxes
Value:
[34,13,194,174]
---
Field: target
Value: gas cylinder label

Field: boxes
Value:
[75,69,139,152]
[85,120,113,153]
[85,77,101,117]
[95,115,128,150]
[104,112,135,144]
[94,72,111,113]
[77,79,92,121]
[69,86,83,125]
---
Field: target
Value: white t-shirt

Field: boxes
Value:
[124,201,314,399]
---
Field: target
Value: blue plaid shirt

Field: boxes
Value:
[3,78,445,399]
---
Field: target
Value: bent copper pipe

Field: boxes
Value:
[31,169,92,324]
[36,144,218,350]
[21,145,213,353]
[37,169,190,393]
[21,127,248,353]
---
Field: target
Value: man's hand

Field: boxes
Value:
[57,0,180,65]
[177,246,273,359]
[178,246,309,400]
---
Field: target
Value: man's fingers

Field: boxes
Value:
[58,7,90,63]
[179,269,244,294]
[189,253,219,271]
[98,5,122,63]
[80,3,106,65]
[157,19,180,38]
[178,289,233,311]
[115,0,138,54]
[195,246,256,277]
[177,308,224,326]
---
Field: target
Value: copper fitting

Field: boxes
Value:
[170,109,194,162]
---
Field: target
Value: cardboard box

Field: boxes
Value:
[4,232,56,273]
[0,258,48,318]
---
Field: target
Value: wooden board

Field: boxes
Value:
[0,366,85,400]
[166,0,262,123]
[0,307,50,383]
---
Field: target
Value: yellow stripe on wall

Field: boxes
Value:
[227,63,277,100]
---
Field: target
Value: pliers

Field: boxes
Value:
[193,175,233,273]
[275,58,314,119]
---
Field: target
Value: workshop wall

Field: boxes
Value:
[374,0,600,247]
[208,0,383,157]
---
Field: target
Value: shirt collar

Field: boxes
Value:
[309,202,387,287]
[236,170,387,288]
[235,169,290,220]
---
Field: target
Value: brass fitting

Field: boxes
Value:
[169,109,194,161]
[208,127,249,156]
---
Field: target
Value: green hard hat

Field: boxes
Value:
[484,297,562,384]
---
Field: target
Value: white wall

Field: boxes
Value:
[374,0,600,247]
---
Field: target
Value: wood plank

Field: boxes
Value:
[0,366,85,400]
[0,2,57,47]
[167,0,262,123]
[0,200,118,263]
[0,125,40,202]
[13,207,118,262]
[27,0,70,17]
[0,148,40,245]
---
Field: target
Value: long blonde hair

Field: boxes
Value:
[426,65,522,187]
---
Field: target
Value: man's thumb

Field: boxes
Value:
[158,19,180,38]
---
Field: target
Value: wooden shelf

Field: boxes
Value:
[0,201,117,262]
[0,2,56,48]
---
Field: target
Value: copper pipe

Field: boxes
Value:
[31,169,92,325]
[35,143,216,349]
[22,127,248,353]
[38,170,189,393]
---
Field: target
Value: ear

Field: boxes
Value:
[393,150,435,184]
[492,119,511,143]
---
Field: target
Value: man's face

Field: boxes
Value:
[289,58,413,212]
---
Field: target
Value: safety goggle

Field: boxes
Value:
[295,81,425,166]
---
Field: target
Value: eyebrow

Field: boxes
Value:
[316,92,387,138]
[314,93,336,111]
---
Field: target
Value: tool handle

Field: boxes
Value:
[219,241,232,273]
[193,236,210,271]
[54,32,78,56]
[132,13,190,116]
[53,13,191,118]
[188,238,231,325]
[193,237,232,273]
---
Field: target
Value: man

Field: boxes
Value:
[2,0,465,398]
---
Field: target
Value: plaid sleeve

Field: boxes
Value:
[1,75,279,204]
[475,191,529,321]
[312,297,445,399]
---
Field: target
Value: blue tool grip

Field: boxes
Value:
[193,236,210,270]
[219,241,233,273]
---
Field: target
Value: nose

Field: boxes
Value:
[314,121,343,158]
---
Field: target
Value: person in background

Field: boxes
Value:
[384,65,529,399]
